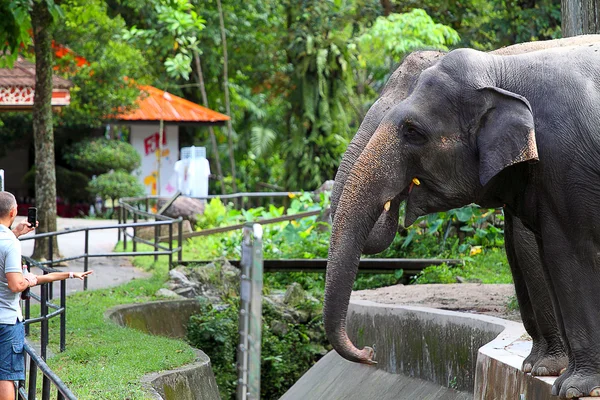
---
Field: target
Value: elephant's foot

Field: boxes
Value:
[523,341,567,376]
[531,353,568,376]
[557,372,600,398]
[552,362,575,396]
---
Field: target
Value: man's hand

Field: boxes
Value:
[71,270,94,280]
[12,220,38,238]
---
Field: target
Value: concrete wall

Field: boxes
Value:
[105,299,201,338]
[283,300,525,399]
[346,301,512,393]
[105,299,221,400]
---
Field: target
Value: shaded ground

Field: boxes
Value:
[16,217,151,295]
[352,283,521,322]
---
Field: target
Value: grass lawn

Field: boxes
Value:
[27,264,196,400]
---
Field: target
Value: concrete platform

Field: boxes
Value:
[284,300,594,400]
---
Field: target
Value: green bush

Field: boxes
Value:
[187,300,328,400]
[87,170,144,201]
[64,138,141,174]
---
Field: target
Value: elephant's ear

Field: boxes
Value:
[476,86,539,186]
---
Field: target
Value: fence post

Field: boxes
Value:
[133,212,138,253]
[117,204,121,242]
[60,279,66,352]
[168,222,173,269]
[178,219,183,263]
[84,229,89,291]
[237,223,263,400]
[145,197,150,219]
[154,217,159,263]
[27,360,37,400]
[47,237,53,300]
[40,283,48,360]
[123,208,128,251]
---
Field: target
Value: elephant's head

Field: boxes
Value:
[324,49,539,364]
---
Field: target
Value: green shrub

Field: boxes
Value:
[88,170,145,201]
[64,138,141,174]
[187,300,328,400]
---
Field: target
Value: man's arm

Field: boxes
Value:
[6,270,93,293]
[6,272,30,293]
[36,270,93,284]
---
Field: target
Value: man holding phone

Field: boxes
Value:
[0,192,93,400]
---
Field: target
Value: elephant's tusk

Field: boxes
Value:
[384,201,391,211]
[412,177,421,186]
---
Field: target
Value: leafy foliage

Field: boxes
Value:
[187,298,328,400]
[357,9,460,60]
[120,0,205,81]
[87,170,145,200]
[64,138,141,175]
[53,0,148,128]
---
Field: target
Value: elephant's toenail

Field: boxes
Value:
[522,363,532,373]
[590,387,600,396]
[566,388,582,398]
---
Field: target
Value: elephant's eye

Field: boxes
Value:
[404,126,427,145]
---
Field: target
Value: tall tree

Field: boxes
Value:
[216,0,238,194]
[31,0,61,259]
[562,0,600,36]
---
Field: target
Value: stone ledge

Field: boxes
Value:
[105,300,220,400]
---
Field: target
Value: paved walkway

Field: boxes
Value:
[16,217,151,295]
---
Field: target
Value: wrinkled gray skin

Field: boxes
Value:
[326,35,600,399]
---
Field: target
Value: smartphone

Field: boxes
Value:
[27,207,37,227]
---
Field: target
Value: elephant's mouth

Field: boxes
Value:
[403,179,427,227]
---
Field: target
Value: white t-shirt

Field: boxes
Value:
[0,224,22,324]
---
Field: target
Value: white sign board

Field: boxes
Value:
[130,124,179,196]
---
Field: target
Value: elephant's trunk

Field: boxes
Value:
[330,98,401,255]
[325,124,405,364]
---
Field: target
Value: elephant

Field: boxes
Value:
[324,36,600,399]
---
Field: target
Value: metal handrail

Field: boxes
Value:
[17,341,77,400]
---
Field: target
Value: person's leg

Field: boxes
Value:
[0,380,14,400]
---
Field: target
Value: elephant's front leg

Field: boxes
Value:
[538,215,600,398]
[504,213,568,376]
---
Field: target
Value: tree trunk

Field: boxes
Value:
[380,0,392,16]
[31,2,60,260]
[192,50,226,195]
[216,0,238,194]
[562,0,600,36]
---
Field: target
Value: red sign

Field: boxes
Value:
[143,131,167,156]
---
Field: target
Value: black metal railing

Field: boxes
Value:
[21,256,67,356]
[19,219,182,289]
[16,341,77,400]
[117,201,183,268]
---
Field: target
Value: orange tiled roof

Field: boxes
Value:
[114,85,230,123]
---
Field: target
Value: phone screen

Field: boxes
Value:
[27,207,37,226]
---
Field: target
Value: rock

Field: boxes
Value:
[158,196,206,224]
[174,286,197,298]
[169,268,194,286]
[136,219,192,241]
[296,309,311,324]
[155,288,183,298]
[284,283,306,307]
[270,320,289,336]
